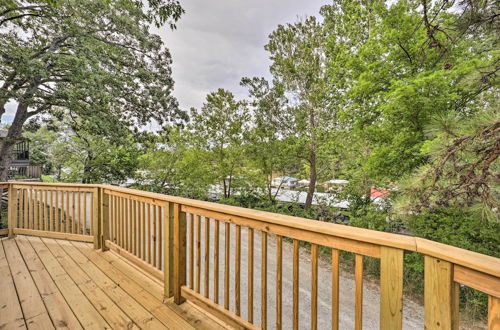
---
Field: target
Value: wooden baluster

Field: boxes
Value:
[248,227,254,323]
[16,188,22,229]
[195,214,201,293]
[189,214,194,289]
[76,192,81,234]
[147,203,152,264]
[235,225,241,316]
[204,217,210,298]
[23,189,28,229]
[101,189,110,251]
[35,190,39,230]
[380,247,403,329]
[276,235,282,330]
[39,189,43,230]
[54,190,59,232]
[153,204,157,267]
[311,244,318,330]
[140,201,144,259]
[92,189,99,248]
[7,185,16,238]
[82,192,86,235]
[224,222,230,310]
[112,195,116,242]
[157,205,162,269]
[332,249,340,330]
[49,190,53,232]
[72,191,76,233]
[293,239,299,330]
[173,203,186,304]
[261,231,268,330]
[119,197,123,246]
[355,254,363,330]
[43,190,48,231]
[214,219,220,304]
[66,191,71,233]
[133,199,137,255]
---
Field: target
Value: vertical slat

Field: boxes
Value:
[44,190,48,231]
[380,247,403,330]
[424,256,458,330]
[196,214,201,293]
[311,244,318,330]
[35,190,40,230]
[153,204,157,267]
[54,190,59,232]
[276,235,282,330]
[204,217,210,298]
[224,222,230,310]
[39,189,43,230]
[355,254,364,330]
[126,199,131,252]
[83,191,87,235]
[489,296,500,330]
[214,219,220,304]
[261,231,267,330]
[23,189,28,229]
[26,189,35,229]
[71,190,75,233]
[65,190,70,233]
[92,189,99,248]
[146,204,152,264]
[235,224,241,316]
[173,203,186,304]
[158,204,163,269]
[248,227,254,323]
[77,191,81,234]
[332,249,340,330]
[189,214,194,289]
[132,199,137,255]
[142,201,147,260]
[139,201,143,257]
[49,190,53,232]
[293,239,299,330]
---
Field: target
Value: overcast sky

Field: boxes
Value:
[2,1,327,124]
[158,0,328,110]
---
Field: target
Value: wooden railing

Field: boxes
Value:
[1,182,499,330]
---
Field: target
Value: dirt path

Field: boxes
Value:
[187,221,425,329]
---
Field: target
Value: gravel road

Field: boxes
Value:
[186,220,425,329]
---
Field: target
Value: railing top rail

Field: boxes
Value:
[3,181,499,278]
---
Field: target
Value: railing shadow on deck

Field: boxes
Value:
[0,181,498,330]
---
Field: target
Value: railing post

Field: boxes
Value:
[92,187,100,249]
[380,246,403,330]
[163,201,175,299]
[100,187,110,251]
[424,256,459,330]
[173,202,186,304]
[7,183,16,238]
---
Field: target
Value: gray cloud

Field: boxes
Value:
[158,0,328,110]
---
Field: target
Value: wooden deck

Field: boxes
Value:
[0,235,229,330]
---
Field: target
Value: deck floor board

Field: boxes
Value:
[0,236,229,330]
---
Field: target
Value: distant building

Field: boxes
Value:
[325,179,349,192]
[271,176,299,189]
[370,187,389,199]
[0,130,41,180]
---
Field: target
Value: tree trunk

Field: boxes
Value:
[304,151,317,210]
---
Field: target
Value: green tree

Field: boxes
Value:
[266,16,337,209]
[0,0,184,180]
[190,89,249,198]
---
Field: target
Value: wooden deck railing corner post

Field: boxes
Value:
[163,201,175,299]
[173,202,187,304]
[92,187,100,249]
[7,183,16,239]
[424,255,460,330]
[100,187,110,252]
